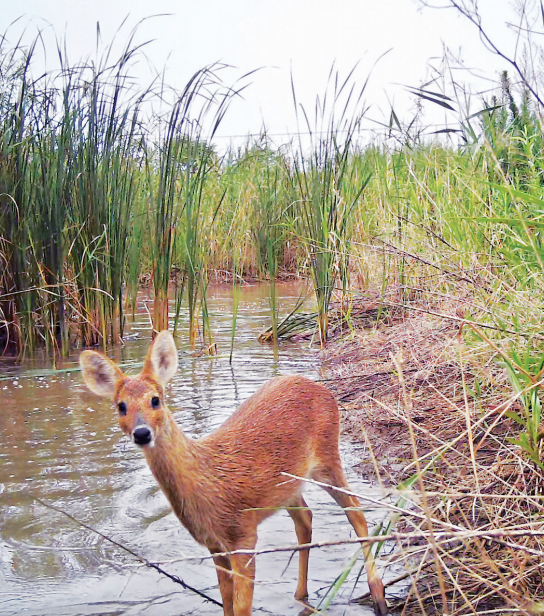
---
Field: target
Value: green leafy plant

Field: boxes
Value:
[501,347,544,470]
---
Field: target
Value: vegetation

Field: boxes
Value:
[4,4,544,613]
[6,37,544,358]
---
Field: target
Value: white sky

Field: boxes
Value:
[2,1,527,149]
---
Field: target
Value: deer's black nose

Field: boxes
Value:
[133,426,152,446]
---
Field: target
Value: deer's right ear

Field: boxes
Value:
[80,351,124,399]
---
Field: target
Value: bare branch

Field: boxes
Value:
[420,0,544,107]
[177,527,544,562]
[34,498,223,609]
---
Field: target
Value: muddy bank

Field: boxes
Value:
[320,294,481,481]
[320,292,544,615]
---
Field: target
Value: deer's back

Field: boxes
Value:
[213,374,336,434]
[198,375,340,489]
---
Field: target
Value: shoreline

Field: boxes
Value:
[320,292,543,614]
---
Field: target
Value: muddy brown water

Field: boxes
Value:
[0,282,392,616]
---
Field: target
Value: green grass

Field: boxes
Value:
[2,31,544,361]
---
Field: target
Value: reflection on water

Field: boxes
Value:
[0,282,385,616]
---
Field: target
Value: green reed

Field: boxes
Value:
[4,29,544,362]
[289,67,371,343]
[148,65,237,347]
[0,39,36,356]
[68,45,147,347]
[0,32,151,356]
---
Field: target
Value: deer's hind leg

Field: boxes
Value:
[287,494,313,603]
[313,462,388,616]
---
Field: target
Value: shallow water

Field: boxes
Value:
[0,282,390,615]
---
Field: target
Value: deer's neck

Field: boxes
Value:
[142,409,215,545]
[143,412,194,502]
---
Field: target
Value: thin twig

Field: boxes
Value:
[34,498,222,608]
[174,528,544,563]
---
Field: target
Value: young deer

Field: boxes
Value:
[80,331,387,616]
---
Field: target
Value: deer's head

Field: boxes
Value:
[80,331,178,447]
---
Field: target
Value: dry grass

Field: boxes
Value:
[321,291,544,615]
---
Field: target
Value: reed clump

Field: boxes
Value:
[3,27,544,367]
[0,35,150,355]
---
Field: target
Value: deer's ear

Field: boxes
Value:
[80,351,124,399]
[142,331,178,386]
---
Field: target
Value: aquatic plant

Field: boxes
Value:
[289,66,371,343]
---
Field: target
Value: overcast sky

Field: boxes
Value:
[3,1,524,149]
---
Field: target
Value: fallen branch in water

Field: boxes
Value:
[34,497,222,609]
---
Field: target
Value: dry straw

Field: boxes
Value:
[322,291,544,615]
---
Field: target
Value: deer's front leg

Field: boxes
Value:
[211,550,234,616]
[229,527,257,616]
[230,552,255,616]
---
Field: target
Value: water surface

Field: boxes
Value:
[0,282,386,615]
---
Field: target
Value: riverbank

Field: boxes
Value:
[321,291,544,614]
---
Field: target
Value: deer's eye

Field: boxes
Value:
[151,396,160,409]
[118,402,127,416]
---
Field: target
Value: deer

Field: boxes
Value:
[79,330,387,616]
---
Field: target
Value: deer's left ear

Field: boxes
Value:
[142,331,178,386]
[80,351,124,399]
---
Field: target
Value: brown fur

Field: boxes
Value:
[79,331,387,616]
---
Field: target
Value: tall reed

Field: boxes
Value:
[0,39,36,355]
[148,65,238,346]
[0,33,150,355]
[67,42,147,347]
[290,67,371,343]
